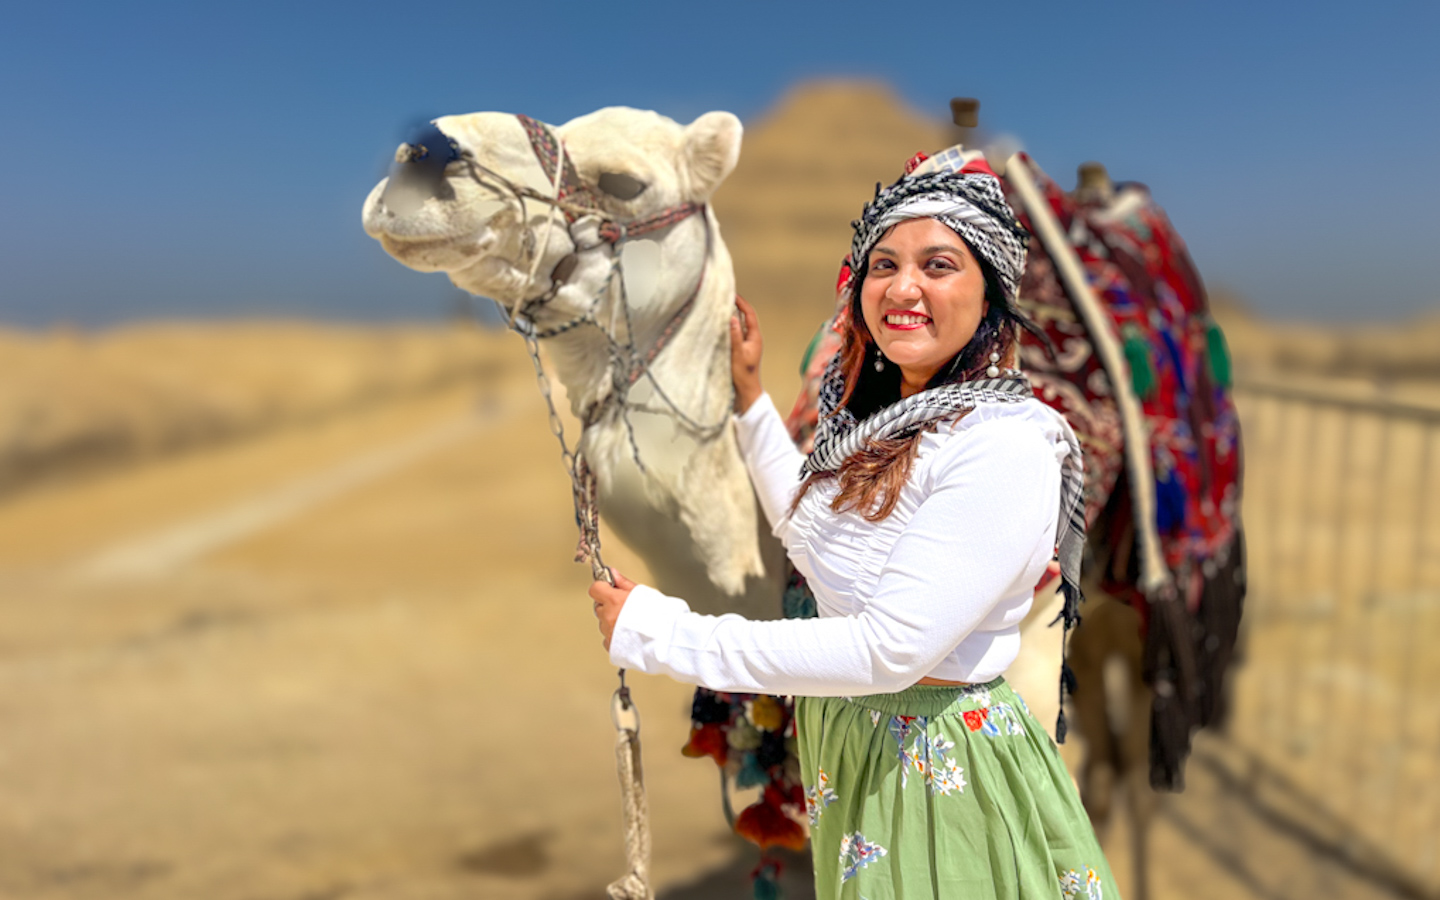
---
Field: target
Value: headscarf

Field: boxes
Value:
[849,157,1030,304]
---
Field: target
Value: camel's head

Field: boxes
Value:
[362,107,742,324]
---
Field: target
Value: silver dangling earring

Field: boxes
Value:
[986,352,1001,378]
[874,347,886,372]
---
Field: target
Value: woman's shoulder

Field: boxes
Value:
[919,398,1066,481]
[929,396,1065,442]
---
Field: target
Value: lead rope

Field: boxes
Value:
[609,670,652,900]
[516,326,653,900]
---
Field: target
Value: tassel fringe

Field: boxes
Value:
[1122,324,1157,400]
[1205,316,1232,389]
[1143,591,1198,791]
[1052,578,1085,744]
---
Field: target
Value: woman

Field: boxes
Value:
[591,160,1119,899]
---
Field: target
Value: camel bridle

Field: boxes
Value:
[394,115,741,899]
[400,115,730,551]
[391,115,732,560]
[407,115,728,430]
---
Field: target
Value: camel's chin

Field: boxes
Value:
[375,231,495,274]
[447,255,550,303]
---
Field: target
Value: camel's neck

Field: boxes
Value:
[539,215,766,603]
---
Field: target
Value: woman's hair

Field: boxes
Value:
[793,231,1048,522]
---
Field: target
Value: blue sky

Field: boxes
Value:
[1,0,1436,326]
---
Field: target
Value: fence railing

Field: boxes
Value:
[1228,376,1440,896]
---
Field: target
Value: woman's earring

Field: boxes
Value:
[874,347,886,372]
[986,352,1001,378]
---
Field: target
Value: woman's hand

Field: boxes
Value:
[730,296,764,414]
[590,570,637,651]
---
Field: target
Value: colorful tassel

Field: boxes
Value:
[735,751,769,789]
[749,695,786,732]
[680,723,729,767]
[798,324,826,377]
[783,754,802,786]
[1155,470,1187,534]
[755,730,788,768]
[1122,323,1156,400]
[690,689,732,725]
[1205,316,1232,388]
[726,717,763,751]
[734,787,808,851]
[781,579,818,619]
[1143,595,1198,791]
[752,856,783,900]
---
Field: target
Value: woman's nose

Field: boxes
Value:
[887,267,923,300]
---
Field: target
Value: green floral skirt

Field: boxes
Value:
[797,679,1120,899]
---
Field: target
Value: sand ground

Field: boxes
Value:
[0,366,1421,900]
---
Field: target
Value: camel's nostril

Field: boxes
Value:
[381,123,459,216]
[395,123,459,167]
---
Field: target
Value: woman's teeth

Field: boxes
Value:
[886,313,930,325]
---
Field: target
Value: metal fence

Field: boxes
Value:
[1227,377,1440,897]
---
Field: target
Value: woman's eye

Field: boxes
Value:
[927,258,956,271]
[597,172,647,200]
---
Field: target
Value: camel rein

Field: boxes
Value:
[463,114,734,900]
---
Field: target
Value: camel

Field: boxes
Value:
[362,106,1244,900]
[363,107,786,620]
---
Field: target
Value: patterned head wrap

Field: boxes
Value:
[849,161,1029,304]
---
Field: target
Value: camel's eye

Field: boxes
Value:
[597,172,647,201]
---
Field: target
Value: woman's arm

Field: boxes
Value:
[733,394,806,532]
[729,297,806,530]
[602,418,1062,695]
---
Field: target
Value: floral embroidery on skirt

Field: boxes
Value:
[796,679,1122,899]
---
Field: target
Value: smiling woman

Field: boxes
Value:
[592,157,1119,898]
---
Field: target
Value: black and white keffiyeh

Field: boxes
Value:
[850,170,1030,303]
[802,355,1090,736]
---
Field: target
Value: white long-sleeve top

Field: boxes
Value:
[608,391,1069,695]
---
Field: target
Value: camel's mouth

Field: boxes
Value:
[374,225,498,270]
[362,180,500,272]
[361,170,507,237]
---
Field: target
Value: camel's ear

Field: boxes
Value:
[683,112,742,200]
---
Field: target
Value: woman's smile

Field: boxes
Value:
[882,311,933,330]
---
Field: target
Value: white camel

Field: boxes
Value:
[363,107,789,620]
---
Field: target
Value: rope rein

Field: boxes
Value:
[478,114,733,900]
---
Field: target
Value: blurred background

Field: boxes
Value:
[1,1,1436,898]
